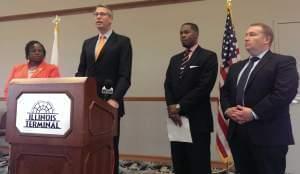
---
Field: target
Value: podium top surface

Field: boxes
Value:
[10,77,88,85]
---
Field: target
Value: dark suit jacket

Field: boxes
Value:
[221,51,299,145]
[164,46,218,138]
[76,31,132,116]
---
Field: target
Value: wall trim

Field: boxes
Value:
[125,97,165,101]
[0,0,203,22]
[125,96,219,102]
[0,96,219,102]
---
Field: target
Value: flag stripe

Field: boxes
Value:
[216,135,228,159]
[217,109,228,136]
[220,68,228,82]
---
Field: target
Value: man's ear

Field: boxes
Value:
[264,36,271,46]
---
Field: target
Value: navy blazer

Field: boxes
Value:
[76,31,132,116]
[164,46,218,137]
[221,51,299,145]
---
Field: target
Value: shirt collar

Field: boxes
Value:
[250,49,269,60]
[189,43,198,53]
[98,29,113,40]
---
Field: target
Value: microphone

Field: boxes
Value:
[101,80,113,101]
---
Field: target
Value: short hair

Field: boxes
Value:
[182,22,199,34]
[95,4,113,17]
[250,22,274,45]
[25,40,46,59]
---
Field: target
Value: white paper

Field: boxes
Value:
[167,116,193,143]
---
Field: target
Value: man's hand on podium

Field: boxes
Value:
[107,99,119,109]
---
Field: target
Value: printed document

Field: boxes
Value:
[167,117,192,143]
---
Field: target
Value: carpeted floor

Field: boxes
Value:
[120,160,173,174]
[119,160,235,174]
[0,153,8,174]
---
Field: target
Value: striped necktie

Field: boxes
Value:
[179,49,191,79]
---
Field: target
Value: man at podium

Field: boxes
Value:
[75,4,132,174]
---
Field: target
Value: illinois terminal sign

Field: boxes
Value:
[16,93,71,135]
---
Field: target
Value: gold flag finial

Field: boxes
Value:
[52,15,61,25]
[226,0,232,13]
[52,15,61,32]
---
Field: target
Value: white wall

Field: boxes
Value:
[2,0,299,96]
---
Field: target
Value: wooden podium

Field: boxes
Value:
[5,77,116,174]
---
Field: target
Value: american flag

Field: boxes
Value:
[216,7,240,163]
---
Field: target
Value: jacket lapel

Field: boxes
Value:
[245,50,272,90]
[90,36,98,61]
[233,60,248,86]
[187,46,201,65]
[20,64,29,78]
[178,46,201,78]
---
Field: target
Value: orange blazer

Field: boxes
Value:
[4,61,60,99]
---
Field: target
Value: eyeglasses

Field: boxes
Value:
[93,12,111,17]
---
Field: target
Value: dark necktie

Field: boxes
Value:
[236,57,259,105]
[179,49,191,79]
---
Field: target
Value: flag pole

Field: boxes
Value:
[225,1,232,172]
[226,2,234,173]
[50,15,61,65]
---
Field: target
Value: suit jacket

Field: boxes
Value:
[4,61,60,99]
[221,51,299,145]
[164,46,218,138]
[75,31,132,116]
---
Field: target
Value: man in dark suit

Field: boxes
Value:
[221,23,299,174]
[164,23,218,174]
[75,4,132,174]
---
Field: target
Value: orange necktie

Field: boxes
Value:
[95,35,106,59]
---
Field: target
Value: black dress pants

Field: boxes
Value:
[171,133,211,174]
[113,117,120,174]
[229,125,288,174]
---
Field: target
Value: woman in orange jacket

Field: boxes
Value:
[4,40,60,99]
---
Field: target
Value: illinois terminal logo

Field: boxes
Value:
[25,101,61,129]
